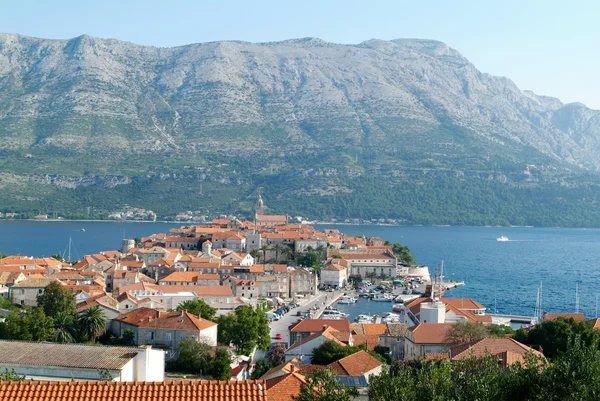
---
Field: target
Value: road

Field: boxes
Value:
[253,289,344,361]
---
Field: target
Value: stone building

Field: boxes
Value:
[9,277,56,307]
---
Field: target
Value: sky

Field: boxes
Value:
[1,0,599,108]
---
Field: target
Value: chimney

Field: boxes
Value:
[180,310,184,317]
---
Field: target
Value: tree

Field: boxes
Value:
[311,341,365,365]
[52,311,75,343]
[514,316,598,359]
[172,338,212,374]
[37,281,76,318]
[266,343,286,366]
[330,254,342,259]
[260,244,270,263]
[251,358,269,380]
[293,367,359,401]
[250,249,261,263]
[76,305,107,342]
[445,321,487,345]
[486,324,515,338]
[98,368,114,381]
[217,305,270,355]
[0,368,24,381]
[122,329,135,345]
[273,244,285,263]
[210,349,232,380]
[392,243,415,265]
[51,254,64,262]
[348,275,362,287]
[176,299,217,321]
[28,308,54,341]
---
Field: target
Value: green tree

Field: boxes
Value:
[172,338,212,374]
[293,367,359,401]
[176,299,217,321]
[122,329,135,345]
[445,320,487,345]
[272,244,285,263]
[217,305,270,355]
[486,324,515,338]
[76,305,107,342]
[52,311,75,343]
[514,316,597,359]
[251,358,269,380]
[311,341,367,365]
[348,275,362,287]
[51,254,64,262]
[37,281,76,318]
[392,243,415,265]
[260,244,270,263]
[28,308,54,341]
[250,249,261,263]
[210,349,232,380]
[0,368,24,381]
[97,368,114,381]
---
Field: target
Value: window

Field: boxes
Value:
[166,332,172,341]
[20,300,24,305]
[38,289,43,294]
[125,304,129,309]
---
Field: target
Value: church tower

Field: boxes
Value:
[255,194,265,217]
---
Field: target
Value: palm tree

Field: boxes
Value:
[272,244,285,263]
[250,249,261,263]
[76,306,107,342]
[52,312,74,343]
[259,244,270,263]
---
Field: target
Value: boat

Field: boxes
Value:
[497,236,509,242]
[355,314,374,323]
[372,293,394,302]
[321,309,348,319]
[392,303,404,312]
[337,295,357,304]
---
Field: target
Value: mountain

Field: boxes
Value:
[1,33,600,226]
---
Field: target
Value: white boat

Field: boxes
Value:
[372,293,394,302]
[337,295,356,304]
[392,303,404,312]
[355,314,374,323]
[321,309,348,319]
[497,236,509,242]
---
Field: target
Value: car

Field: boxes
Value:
[327,288,334,292]
[275,334,283,340]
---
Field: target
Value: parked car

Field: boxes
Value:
[275,334,283,340]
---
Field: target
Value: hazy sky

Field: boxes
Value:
[2,0,598,108]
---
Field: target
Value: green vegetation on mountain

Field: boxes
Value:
[2,34,600,226]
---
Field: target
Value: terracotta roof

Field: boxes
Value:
[11,277,56,288]
[323,264,345,272]
[350,323,387,336]
[115,307,217,331]
[327,350,382,376]
[265,372,308,401]
[442,298,486,311]
[450,337,545,367]
[588,318,600,330]
[0,271,23,285]
[289,319,350,334]
[76,293,118,313]
[351,335,380,350]
[0,341,138,370]
[408,323,454,344]
[212,231,243,240]
[161,271,220,283]
[0,380,268,401]
[256,215,288,222]
[385,323,408,337]
[544,312,586,321]
[287,327,345,351]
[332,253,393,260]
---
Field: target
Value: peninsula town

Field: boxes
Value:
[0,196,596,400]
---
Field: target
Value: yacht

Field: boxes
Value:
[337,295,357,304]
[392,303,404,312]
[372,293,394,302]
[321,309,348,319]
[497,236,509,242]
[355,314,374,324]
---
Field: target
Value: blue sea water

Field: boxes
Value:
[0,221,597,317]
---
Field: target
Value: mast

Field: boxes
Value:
[576,283,580,313]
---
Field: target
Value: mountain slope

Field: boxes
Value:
[0,34,600,224]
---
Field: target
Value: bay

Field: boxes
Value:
[0,220,597,317]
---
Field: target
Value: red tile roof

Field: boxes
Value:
[115,308,217,331]
[450,337,545,367]
[289,319,350,334]
[327,350,382,376]
[265,372,307,401]
[0,380,268,401]
[408,323,454,344]
[544,312,586,321]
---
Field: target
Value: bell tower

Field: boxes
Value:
[255,194,265,217]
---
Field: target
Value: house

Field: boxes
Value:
[112,308,218,356]
[222,252,254,266]
[449,337,545,367]
[118,282,234,310]
[0,380,268,401]
[320,264,346,289]
[264,372,308,401]
[0,271,26,297]
[543,312,586,321]
[289,268,317,298]
[289,319,351,345]
[77,294,121,320]
[404,323,454,359]
[9,277,57,307]
[401,297,489,326]
[164,236,200,250]
[329,251,398,278]
[378,323,409,359]
[117,292,164,312]
[256,275,288,298]
[160,271,221,286]
[349,323,388,351]
[0,340,164,381]
[327,350,383,382]
[223,277,259,300]
[211,232,246,252]
[285,326,347,363]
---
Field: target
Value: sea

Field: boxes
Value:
[0,220,597,318]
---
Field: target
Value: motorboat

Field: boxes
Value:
[392,303,404,312]
[321,309,348,319]
[372,293,394,302]
[355,314,374,323]
[382,313,402,323]
[337,295,357,304]
[497,236,509,242]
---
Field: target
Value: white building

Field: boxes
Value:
[320,264,347,289]
[0,340,164,381]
